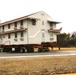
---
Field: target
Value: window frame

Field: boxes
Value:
[21,32,23,37]
[2,25,4,30]
[21,20,23,26]
[8,24,10,29]
[50,22,53,29]
[15,22,17,27]
[8,34,11,39]
[32,19,36,25]
[15,33,17,38]
[42,32,45,37]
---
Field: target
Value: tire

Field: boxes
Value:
[27,47,34,52]
[0,48,3,52]
[44,47,49,52]
[38,48,43,52]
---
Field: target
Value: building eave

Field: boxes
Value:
[0,12,40,26]
[48,27,62,33]
[47,20,61,24]
[0,28,27,35]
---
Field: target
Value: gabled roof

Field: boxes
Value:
[0,11,60,26]
[0,11,39,26]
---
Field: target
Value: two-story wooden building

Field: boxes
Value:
[0,11,61,52]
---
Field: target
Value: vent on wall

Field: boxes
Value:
[14,38,18,41]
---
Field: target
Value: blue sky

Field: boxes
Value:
[0,0,76,33]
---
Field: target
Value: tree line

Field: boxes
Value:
[57,32,76,49]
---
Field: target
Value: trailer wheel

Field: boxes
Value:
[24,48,28,52]
[20,49,23,53]
[38,47,49,52]
[20,47,28,53]
[44,47,49,52]
[27,47,34,52]
[22,47,27,53]
[31,48,34,52]
[0,48,3,52]
[19,47,24,53]
[3,48,10,52]
[38,48,43,52]
[8,48,12,53]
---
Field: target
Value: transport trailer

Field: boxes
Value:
[0,11,61,53]
[0,42,57,53]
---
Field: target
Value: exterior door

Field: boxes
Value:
[42,32,45,42]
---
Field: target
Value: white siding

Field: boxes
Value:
[27,11,57,44]
[0,11,59,45]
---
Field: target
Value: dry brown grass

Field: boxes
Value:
[0,56,76,75]
[49,47,76,51]
[34,47,76,52]
[61,73,76,75]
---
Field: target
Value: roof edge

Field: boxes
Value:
[0,11,40,26]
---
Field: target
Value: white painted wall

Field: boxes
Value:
[0,11,58,45]
[28,11,57,44]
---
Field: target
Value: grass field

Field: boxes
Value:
[34,47,76,52]
[61,73,76,75]
[49,47,76,51]
[0,56,76,75]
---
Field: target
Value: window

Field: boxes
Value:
[21,32,23,37]
[32,19,36,25]
[21,20,23,26]
[15,22,17,27]
[42,32,45,42]
[42,33,45,37]
[8,24,10,29]
[50,23,53,27]
[8,34,10,39]
[42,21,44,25]
[50,22,53,29]
[50,24,53,27]
[15,33,17,38]
[2,26,4,30]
